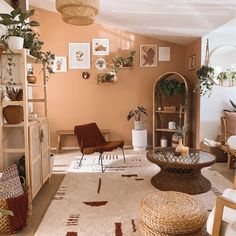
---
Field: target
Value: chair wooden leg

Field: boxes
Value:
[79,154,84,166]
[56,134,61,153]
[121,147,126,163]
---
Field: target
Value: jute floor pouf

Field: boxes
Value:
[139,191,208,235]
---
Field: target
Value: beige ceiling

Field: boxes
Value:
[29,0,236,45]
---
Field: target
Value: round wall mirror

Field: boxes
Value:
[209,45,236,87]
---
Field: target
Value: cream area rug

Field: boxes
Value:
[35,150,232,236]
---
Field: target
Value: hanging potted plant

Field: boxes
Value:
[3,86,23,124]
[196,65,215,96]
[127,106,147,130]
[0,8,39,52]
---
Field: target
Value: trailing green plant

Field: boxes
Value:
[157,79,185,96]
[217,69,236,82]
[97,71,115,83]
[196,64,215,96]
[112,50,136,74]
[127,106,147,121]
[0,8,39,40]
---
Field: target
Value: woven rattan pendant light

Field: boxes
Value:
[56,0,99,26]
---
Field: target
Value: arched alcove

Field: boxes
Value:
[153,72,190,148]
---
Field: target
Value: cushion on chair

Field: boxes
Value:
[227,135,236,150]
[224,112,236,137]
[207,188,236,235]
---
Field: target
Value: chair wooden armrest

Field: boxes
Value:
[212,195,236,236]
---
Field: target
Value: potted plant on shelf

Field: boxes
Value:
[27,67,37,84]
[127,106,147,130]
[157,79,185,96]
[3,86,23,124]
[0,8,39,52]
[97,71,116,84]
[112,50,136,73]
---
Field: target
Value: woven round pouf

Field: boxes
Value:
[139,191,208,235]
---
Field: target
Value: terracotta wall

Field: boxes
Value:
[33,8,190,148]
[184,38,202,148]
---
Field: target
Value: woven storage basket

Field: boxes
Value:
[0,187,32,235]
[139,192,207,235]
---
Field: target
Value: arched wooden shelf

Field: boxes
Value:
[153,72,190,148]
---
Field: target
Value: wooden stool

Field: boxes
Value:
[56,129,110,153]
[139,191,208,235]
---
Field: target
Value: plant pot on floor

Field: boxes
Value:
[3,105,23,124]
[134,121,144,130]
[8,36,24,52]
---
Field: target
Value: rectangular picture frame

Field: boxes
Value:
[189,54,196,71]
[140,45,157,67]
[52,56,67,72]
[92,39,109,56]
[69,43,90,69]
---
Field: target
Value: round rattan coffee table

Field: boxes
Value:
[146,147,216,194]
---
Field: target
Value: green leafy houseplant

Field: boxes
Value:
[0,8,39,39]
[97,71,115,83]
[127,106,147,121]
[0,8,55,79]
[157,79,185,96]
[112,50,136,73]
[196,65,215,96]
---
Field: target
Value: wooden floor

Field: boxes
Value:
[13,150,235,236]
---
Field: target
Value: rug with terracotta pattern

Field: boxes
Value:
[35,151,232,236]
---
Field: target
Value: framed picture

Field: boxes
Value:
[52,56,67,72]
[140,45,157,67]
[189,54,196,71]
[92,39,109,55]
[159,47,170,61]
[69,43,90,69]
[95,58,106,70]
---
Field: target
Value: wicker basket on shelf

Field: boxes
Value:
[0,186,32,235]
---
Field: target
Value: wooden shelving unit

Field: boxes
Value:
[0,49,51,199]
[153,72,190,148]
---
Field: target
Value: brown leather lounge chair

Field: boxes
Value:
[74,123,125,172]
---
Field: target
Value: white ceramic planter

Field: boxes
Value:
[8,36,24,52]
[132,129,147,151]
[134,121,143,130]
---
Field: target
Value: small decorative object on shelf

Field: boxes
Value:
[27,68,37,84]
[127,106,147,130]
[164,106,176,112]
[160,135,167,147]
